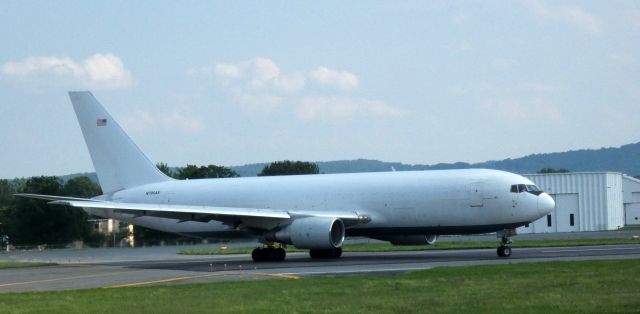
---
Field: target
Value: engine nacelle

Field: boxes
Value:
[380,235,438,246]
[265,217,345,249]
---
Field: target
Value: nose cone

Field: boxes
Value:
[538,193,555,215]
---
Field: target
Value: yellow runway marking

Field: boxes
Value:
[0,269,146,288]
[107,271,300,288]
[106,273,221,288]
[254,272,300,279]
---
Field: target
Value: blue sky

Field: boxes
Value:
[1,1,639,178]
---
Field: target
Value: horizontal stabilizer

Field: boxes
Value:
[14,193,101,202]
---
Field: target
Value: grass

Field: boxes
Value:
[0,259,638,313]
[0,261,53,269]
[177,237,640,255]
[617,225,640,231]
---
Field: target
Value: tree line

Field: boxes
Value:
[0,161,318,246]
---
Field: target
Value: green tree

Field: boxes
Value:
[7,176,91,245]
[0,179,16,208]
[132,225,181,246]
[62,176,102,198]
[156,162,175,178]
[0,179,17,239]
[537,168,570,174]
[258,160,320,176]
[176,164,239,179]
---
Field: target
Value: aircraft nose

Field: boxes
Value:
[538,193,555,215]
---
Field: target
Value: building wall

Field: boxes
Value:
[626,204,640,225]
[622,175,640,225]
[519,172,624,233]
[606,174,624,229]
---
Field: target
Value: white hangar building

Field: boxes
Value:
[516,172,640,234]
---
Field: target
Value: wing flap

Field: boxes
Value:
[50,199,292,220]
[15,193,366,225]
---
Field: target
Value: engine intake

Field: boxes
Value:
[265,217,345,249]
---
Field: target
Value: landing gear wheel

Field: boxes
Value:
[252,248,264,262]
[497,246,511,257]
[275,247,286,261]
[496,228,515,258]
[252,246,287,262]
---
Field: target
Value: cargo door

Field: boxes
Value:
[467,182,484,207]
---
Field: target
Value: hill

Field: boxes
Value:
[232,142,640,176]
[37,141,640,181]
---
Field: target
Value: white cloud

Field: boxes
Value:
[214,63,242,79]
[120,110,205,134]
[273,73,306,93]
[213,57,305,94]
[298,96,404,120]
[309,66,359,90]
[1,53,133,89]
[251,58,280,81]
[523,0,603,35]
[208,57,403,120]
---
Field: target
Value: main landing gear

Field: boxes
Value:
[251,245,344,262]
[252,244,286,262]
[496,229,515,258]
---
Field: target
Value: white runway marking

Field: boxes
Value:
[542,247,639,253]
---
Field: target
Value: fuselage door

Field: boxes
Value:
[467,181,484,207]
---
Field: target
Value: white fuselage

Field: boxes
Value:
[87,169,552,238]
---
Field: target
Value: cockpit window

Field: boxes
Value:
[517,184,527,192]
[527,185,540,192]
[510,184,543,195]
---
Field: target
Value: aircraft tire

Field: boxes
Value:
[252,248,264,262]
[497,246,511,257]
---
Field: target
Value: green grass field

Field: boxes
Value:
[177,237,640,255]
[0,259,638,313]
[0,261,53,269]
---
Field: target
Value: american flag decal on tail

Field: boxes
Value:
[97,118,107,126]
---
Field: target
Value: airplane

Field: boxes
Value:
[17,91,555,262]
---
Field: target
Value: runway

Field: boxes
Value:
[1,244,639,292]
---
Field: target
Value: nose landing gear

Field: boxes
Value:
[496,228,515,258]
[497,245,512,257]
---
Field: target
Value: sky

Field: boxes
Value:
[0,1,639,179]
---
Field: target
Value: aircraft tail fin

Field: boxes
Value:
[68,91,172,193]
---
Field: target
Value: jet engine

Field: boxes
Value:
[377,234,438,246]
[264,217,345,249]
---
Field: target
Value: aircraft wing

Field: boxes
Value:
[14,194,363,226]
